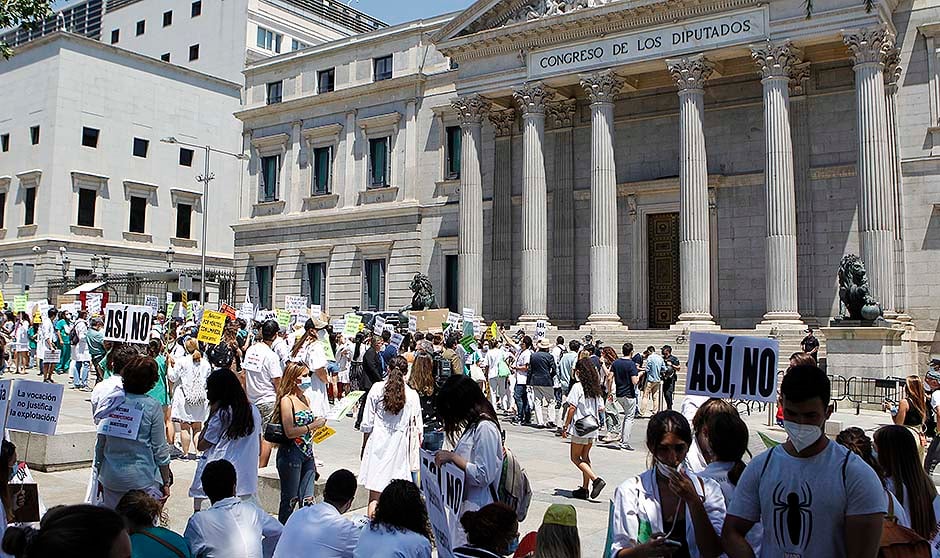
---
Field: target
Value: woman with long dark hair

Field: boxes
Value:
[608,411,725,558]
[409,352,442,451]
[116,489,191,557]
[434,374,503,512]
[359,355,422,518]
[886,374,928,461]
[275,361,325,523]
[874,424,940,541]
[2,505,131,558]
[354,480,432,558]
[289,317,331,417]
[146,339,174,447]
[189,365,261,513]
[0,441,20,552]
[561,358,606,500]
[837,427,911,529]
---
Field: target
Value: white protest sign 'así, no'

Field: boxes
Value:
[685,332,780,403]
[419,449,465,558]
[6,380,64,435]
[103,304,153,345]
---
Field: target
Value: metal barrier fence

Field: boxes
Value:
[47,269,236,307]
[762,372,896,425]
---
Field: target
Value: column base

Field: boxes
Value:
[671,314,719,331]
[579,314,628,333]
[515,315,551,331]
[757,312,805,330]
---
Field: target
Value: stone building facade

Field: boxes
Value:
[234,0,940,342]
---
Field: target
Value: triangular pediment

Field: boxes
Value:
[434,0,622,43]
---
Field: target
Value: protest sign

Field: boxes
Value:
[187,300,201,320]
[238,302,255,321]
[343,314,362,338]
[419,450,465,558]
[685,332,780,402]
[460,334,477,353]
[535,320,547,339]
[103,304,153,345]
[410,309,449,333]
[447,312,460,326]
[462,319,474,339]
[276,309,291,329]
[96,403,143,441]
[6,380,64,435]
[255,309,277,323]
[0,291,4,308]
[310,304,322,319]
[285,296,308,316]
[166,292,173,304]
[144,295,160,316]
[487,322,498,340]
[220,303,236,321]
[84,292,103,317]
[197,310,226,345]
[462,308,475,322]
[166,302,176,320]
[312,425,336,444]
[13,295,27,314]
[7,483,39,522]
[408,315,417,334]
[318,329,335,361]
[0,380,12,423]
[373,315,386,335]
[44,349,61,364]
[389,332,404,351]
[326,391,365,421]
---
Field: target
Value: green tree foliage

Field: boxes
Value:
[1,0,54,59]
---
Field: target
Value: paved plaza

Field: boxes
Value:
[24,384,901,556]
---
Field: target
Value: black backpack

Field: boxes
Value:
[433,352,453,389]
[68,322,80,345]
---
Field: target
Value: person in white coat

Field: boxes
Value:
[359,355,423,518]
[70,310,91,390]
[608,410,725,558]
[353,479,432,558]
[289,317,332,417]
[168,338,211,460]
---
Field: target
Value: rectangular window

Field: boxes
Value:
[0,192,6,229]
[256,27,282,53]
[163,10,172,26]
[110,29,119,44]
[176,203,192,239]
[291,39,309,51]
[266,81,282,105]
[136,20,145,35]
[373,55,392,81]
[445,254,458,312]
[77,188,96,227]
[129,196,147,233]
[179,148,194,166]
[256,266,273,310]
[362,259,386,311]
[23,187,35,226]
[317,68,335,93]
[368,137,389,188]
[12,264,34,287]
[307,262,327,308]
[188,44,199,61]
[29,126,39,145]
[160,52,170,62]
[260,155,279,202]
[312,146,331,194]
[132,137,149,158]
[445,125,461,180]
[191,1,202,17]
[81,127,99,148]
[1,134,8,152]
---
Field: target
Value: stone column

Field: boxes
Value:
[452,94,491,315]
[579,71,625,329]
[666,55,716,327]
[751,42,805,326]
[548,101,576,325]
[790,64,814,322]
[884,46,911,322]
[514,82,554,324]
[489,109,515,322]
[843,28,897,317]
[288,120,304,213]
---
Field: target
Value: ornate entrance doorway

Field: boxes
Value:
[648,212,681,329]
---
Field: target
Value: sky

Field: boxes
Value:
[52,0,476,25]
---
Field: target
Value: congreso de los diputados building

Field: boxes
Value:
[232,0,940,350]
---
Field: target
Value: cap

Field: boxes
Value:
[542,503,577,528]
[536,338,551,349]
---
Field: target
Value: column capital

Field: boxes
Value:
[513,81,555,116]
[579,70,624,104]
[843,26,895,66]
[750,41,808,81]
[488,108,516,137]
[452,94,492,126]
[546,100,577,128]
[884,44,902,90]
[666,54,714,92]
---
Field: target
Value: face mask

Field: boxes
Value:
[783,420,823,453]
[506,536,520,554]
[655,459,680,478]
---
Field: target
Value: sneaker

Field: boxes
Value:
[546,422,557,429]
[572,487,589,500]
[591,478,607,499]
[620,443,635,451]
[169,446,185,460]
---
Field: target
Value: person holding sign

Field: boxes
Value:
[353,480,432,558]
[94,356,173,509]
[38,308,58,383]
[168,339,211,461]
[13,313,29,375]
[289,316,332,418]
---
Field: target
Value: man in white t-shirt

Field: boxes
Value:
[723,365,886,558]
[243,320,283,468]
[512,336,533,425]
[273,469,361,558]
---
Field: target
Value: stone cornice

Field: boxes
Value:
[436,0,759,62]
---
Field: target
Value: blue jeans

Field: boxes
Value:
[72,361,90,388]
[276,442,316,523]
[514,384,531,423]
[422,429,444,452]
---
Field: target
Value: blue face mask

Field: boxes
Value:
[506,536,520,554]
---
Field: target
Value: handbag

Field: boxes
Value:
[880,491,931,558]
[574,394,600,436]
[263,398,293,445]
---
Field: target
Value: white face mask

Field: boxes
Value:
[783,420,823,453]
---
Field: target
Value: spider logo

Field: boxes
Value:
[772,482,813,550]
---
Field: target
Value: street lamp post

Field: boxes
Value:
[161,137,247,304]
[165,246,175,271]
[90,255,99,276]
[100,254,110,277]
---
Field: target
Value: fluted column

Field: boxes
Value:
[452,94,491,315]
[667,55,715,327]
[579,71,625,328]
[884,46,910,322]
[844,28,897,317]
[751,42,805,325]
[548,101,576,325]
[489,109,515,322]
[514,82,554,324]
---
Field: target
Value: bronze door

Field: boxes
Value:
[648,212,680,329]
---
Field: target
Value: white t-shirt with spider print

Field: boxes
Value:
[728,440,886,558]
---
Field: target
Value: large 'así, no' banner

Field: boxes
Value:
[684,332,779,403]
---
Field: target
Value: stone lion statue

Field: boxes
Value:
[398,273,437,321]
[838,254,881,321]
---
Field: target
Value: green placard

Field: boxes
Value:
[460,334,477,353]
[276,309,291,328]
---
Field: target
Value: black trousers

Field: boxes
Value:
[925,436,940,472]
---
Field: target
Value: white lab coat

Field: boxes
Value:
[608,468,726,558]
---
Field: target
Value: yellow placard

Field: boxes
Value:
[487,321,498,340]
[196,310,226,345]
[312,425,336,444]
[0,291,5,308]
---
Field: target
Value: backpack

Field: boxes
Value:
[880,493,931,558]
[433,353,453,389]
[69,321,81,345]
[180,360,207,406]
[489,445,532,521]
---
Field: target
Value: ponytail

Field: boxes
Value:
[185,338,201,362]
[383,355,408,415]
[728,460,746,486]
[290,328,316,359]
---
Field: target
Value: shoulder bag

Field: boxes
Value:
[574,395,600,436]
[263,397,293,445]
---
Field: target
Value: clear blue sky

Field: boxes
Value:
[53,0,475,25]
